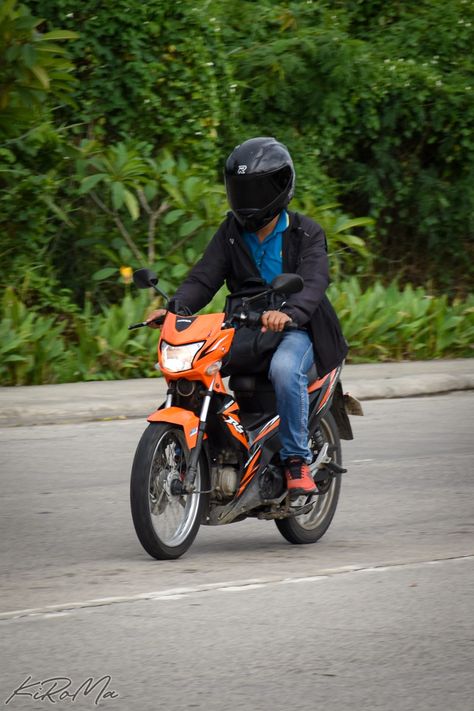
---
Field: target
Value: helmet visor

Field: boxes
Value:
[226,167,292,211]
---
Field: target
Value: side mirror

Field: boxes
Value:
[133,268,158,289]
[133,268,170,303]
[271,273,304,295]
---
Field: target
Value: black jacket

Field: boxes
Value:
[169,210,348,376]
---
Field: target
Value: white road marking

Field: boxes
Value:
[1,554,472,622]
[219,584,266,592]
[280,576,329,584]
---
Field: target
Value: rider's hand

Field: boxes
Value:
[145,308,167,328]
[261,310,292,333]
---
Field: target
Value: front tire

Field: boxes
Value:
[275,411,342,545]
[130,423,209,560]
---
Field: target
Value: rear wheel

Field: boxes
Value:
[130,423,209,560]
[275,411,342,545]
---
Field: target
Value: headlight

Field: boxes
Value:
[160,341,204,373]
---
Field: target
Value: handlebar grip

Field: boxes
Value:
[235,310,298,331]
[128,315,166,330]
[149,315,166,326]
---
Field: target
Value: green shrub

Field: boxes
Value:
[27,0,231,164]
[1,281,472,386]
[0,288,71,385]
[0,0,77,136]
[328,279,474,361]
[215,0,474,289]
[69,291,162,381]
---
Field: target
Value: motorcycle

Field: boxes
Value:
[128,268,362,560]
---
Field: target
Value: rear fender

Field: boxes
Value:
[147,407,204,450]
[329,381,354,441]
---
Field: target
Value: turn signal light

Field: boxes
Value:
[206,361,222,375]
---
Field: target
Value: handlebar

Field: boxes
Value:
[128,311,297,331]
[232,309,298,330]
[128,315,166,330]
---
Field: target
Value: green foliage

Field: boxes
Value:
[27,0,233,163]
[0,0,77,136]
[0,2,79,309]
[0,287,71,385]
[2,282,472,385]
[68,291,162,381]
[74,143,228,297]
[0,287,163,385]
[328,279,474,361]
[214,0,474,288]
[1,0,473,389]
[293,197,374,278]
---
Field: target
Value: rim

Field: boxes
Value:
[294,416,340,530]
[147,429,201,547]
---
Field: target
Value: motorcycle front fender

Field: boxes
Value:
[147,407,205,450]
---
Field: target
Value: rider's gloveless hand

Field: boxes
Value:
[146,308,167,328]
[261,310,292,333]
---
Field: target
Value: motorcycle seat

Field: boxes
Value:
[229,364,318,394]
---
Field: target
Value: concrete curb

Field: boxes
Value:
[347,373,474,401]
[0,360,472,427]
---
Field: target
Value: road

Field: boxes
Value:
[0,393,473,710]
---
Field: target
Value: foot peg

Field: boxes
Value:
[312,443,347,481]
[324,460,347,475]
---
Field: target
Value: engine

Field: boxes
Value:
[215,465,239,497]
[212,450,239,499]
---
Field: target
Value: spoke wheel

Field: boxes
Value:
[275,411,342,545]
[130,423,209,560]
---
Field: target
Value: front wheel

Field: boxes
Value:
[130,423,209,560]
[275,411,342,545]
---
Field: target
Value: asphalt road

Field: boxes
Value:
[1,393,473,710]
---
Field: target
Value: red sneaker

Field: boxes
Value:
[284,457,318,496]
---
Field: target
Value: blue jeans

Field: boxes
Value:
[268,329,314,463]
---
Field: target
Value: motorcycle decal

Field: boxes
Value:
[315,368,339,414]
[201,330,234,360]
[223,415,245,434]
[237,450,261,495]
[206,336,228,353]
[220,401,249,448]
[221,398,237,413]
[253,415,280,445]
[308,370,332,394]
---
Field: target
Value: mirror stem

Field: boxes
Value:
[152,284,170,303]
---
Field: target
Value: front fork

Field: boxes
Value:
[171,378,215,495]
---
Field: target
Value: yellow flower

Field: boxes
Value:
[120,266,133,284]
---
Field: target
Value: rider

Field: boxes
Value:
[147,136,348,496]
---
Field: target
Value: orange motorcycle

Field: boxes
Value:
[129,268,361,560]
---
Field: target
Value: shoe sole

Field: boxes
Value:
[287,486,318,496]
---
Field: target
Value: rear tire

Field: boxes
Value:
[130,423,209,560]
[275,411,342,545]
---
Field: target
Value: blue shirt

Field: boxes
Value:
[242,210,289,284]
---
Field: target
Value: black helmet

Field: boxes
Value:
[224,136,295,232]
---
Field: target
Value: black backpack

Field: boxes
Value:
[221,278,284,376]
